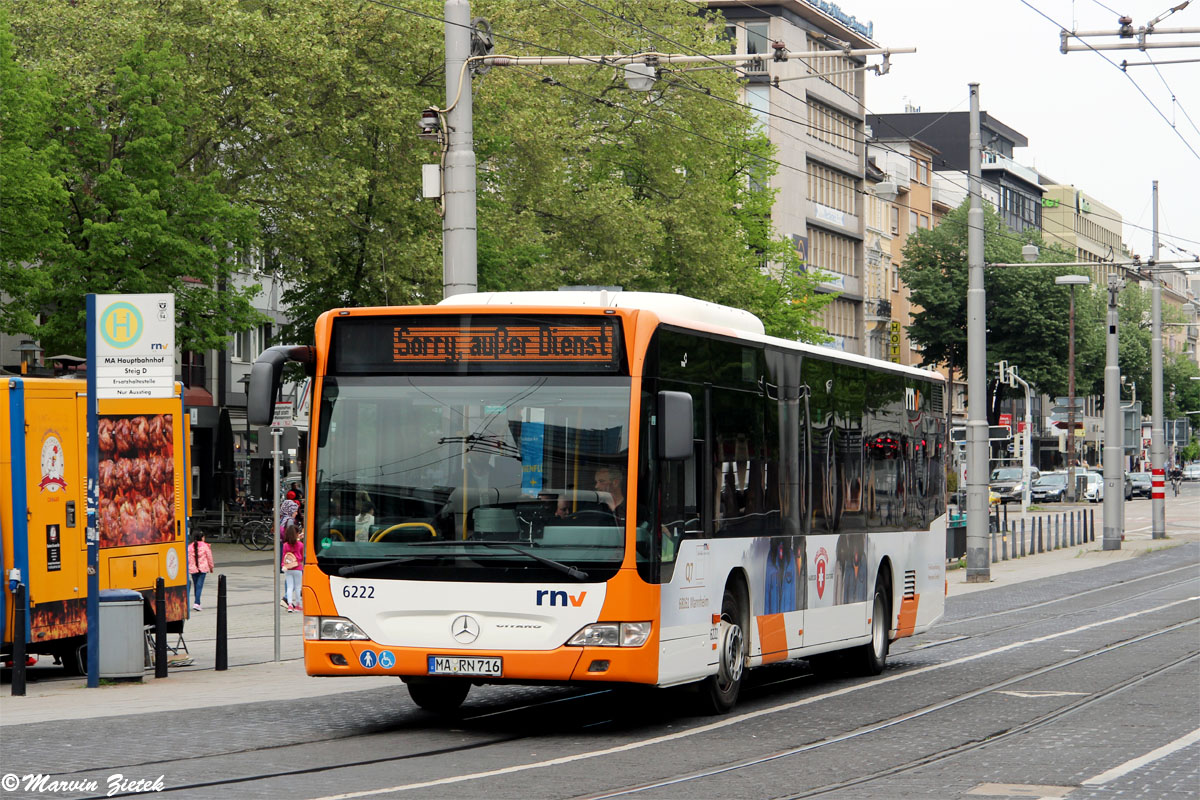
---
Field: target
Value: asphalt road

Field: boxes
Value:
[2,535,1197,800]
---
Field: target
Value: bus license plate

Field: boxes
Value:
[428,655,502,677]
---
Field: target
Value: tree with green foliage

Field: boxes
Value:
[3,14,263,356]
[0,6,63,335]
[898,200,1086,419]
[7,0,833,353]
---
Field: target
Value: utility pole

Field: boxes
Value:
[1103,274,1124,550]
[1150,180,1166,537]
[965,83,989,584]
[443,0,478,298]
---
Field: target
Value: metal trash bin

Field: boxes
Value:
[99,588,145,679]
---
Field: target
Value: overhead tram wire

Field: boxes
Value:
[576,0,1200,254]
[1018,0,1200,162]
[360,0,1200,253]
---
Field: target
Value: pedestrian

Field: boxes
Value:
[188,531,214,611]
[354,491,375,542]
[281,522,304,612]
[280,490,300,537]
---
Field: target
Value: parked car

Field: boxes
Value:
[1031,472,1068,503]
[989,466,1041,504]
[1081,471,1104,503]
[1183,463,1200,481]
[1128,472,1152,499]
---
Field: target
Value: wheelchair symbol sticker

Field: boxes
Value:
[359,649,378,669]
[378,650,396,669]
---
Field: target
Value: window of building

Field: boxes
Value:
[889,206,899,235]
[745,20,769,73]
[807,102,857,154]
[745,86,769,132]
[808,163,855,215]
[891,268,900,293]
[809,228,856,276]
[909,210,918,232]
[919,214,930,229]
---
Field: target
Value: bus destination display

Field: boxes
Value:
[331,316,622,373]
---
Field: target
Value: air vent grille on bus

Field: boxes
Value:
[931,385,945,414]
[903,570,917,599]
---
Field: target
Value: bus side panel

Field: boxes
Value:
[657,538,719,685]
[23,386,88,647]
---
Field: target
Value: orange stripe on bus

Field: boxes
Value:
[756,614,788,663]
[896,594,920,638]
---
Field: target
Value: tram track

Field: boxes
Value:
[83,593,1191,800]
[582,617,1199,800]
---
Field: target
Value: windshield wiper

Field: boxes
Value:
[476,542,589,581]
[338,556,418,577]
[335,540,588,580]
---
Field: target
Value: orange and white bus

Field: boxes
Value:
[249,292,947,713]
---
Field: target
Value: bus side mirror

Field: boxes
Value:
[247,345,315,426]
[657,391,693,461]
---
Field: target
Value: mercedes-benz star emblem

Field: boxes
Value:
[451,614,480,644]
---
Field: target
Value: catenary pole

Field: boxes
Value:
[1103,275,1124,550]
[1150,181,1166,537]
[966,84,989,583]
[443,0,478,298]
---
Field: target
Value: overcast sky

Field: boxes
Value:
[858,0,1199,264]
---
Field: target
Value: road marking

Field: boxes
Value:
[308,595,1200,800]
[1081,726,1200,785]
[996,690,1087,698]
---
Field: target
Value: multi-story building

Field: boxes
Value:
[708,0,878,354]
[868,111,1043,236]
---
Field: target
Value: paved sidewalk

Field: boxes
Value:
[3,492,1197,726]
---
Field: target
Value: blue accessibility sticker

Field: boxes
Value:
[359,649,378,669]
[378,650,396,669]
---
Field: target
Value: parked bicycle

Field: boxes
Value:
[191,510,273,551]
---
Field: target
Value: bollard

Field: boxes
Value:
[1038,515,1044,554]
[154,577,168,679]
[1090,508,1096,542]
[1056,514,1062,549]
[1002,519,1009,561]
[991,525,998,563]
[1070,512,1076,546]
[1020,518,1026,557]
[215,574,228,671]
[11,583,27,696]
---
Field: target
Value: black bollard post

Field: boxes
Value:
[1056,514,1062,549]
[1020,518,1026,557]
[12,583,27,696]
[1038,516,1044,553]
[154,577,168,678]
[215,574,228,671]
[1002,518,1009,561]
[1090,508,1096,542]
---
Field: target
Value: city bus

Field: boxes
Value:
[248,291,947,713]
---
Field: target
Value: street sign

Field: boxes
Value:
[988,425,1011,441]
[950,427,966,442]
[93,293,175,399]
[1054,397,1085,407]
[272,401,294,428]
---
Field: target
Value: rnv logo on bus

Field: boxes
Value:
[536,589,587,607]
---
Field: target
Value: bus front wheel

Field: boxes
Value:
[404,677,470,713]
[701,585,745,714]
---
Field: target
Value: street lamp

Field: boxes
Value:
[1055,274,1090,501]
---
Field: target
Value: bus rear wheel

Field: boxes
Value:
[404,677,470,713]
[700,585,745,714]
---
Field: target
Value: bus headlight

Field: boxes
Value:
[566,622,651,647]
[306,616,370,641]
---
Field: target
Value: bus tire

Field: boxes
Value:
[700,585,745,715]
[404,677,470,713]
[853,584,890,676]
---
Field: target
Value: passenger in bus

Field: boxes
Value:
[354,492,375,542]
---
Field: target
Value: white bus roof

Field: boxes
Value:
[439,290,765,336]
[438,290,942,383]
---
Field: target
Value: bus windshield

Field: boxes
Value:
[312,375,632,581]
